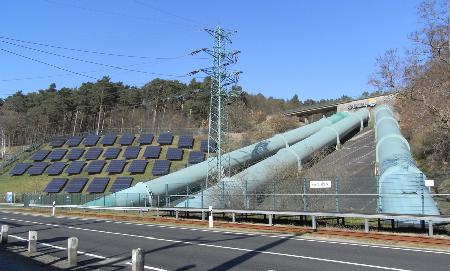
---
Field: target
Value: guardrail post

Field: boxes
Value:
[201,211,205,221]
[428,220,433,237]
[208,206,213,228]
[268,214,273,226]
[364,219,369,233]
[132,248,145,271]
[232,213,236,223]
[311,216,317,230]
[67,237,78,267]
[28,231,37,253]
[175,210,179,220]
[1,225,8,244]
[156,208,160,218]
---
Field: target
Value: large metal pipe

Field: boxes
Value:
[86,112,350,206]
[375,106,439,215]
[177,109,370,208]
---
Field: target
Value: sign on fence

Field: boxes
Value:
[5,192,13,203]
[310,181,332,189]
[425,180,434,187]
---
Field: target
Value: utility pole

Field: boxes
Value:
[190,26,242,187]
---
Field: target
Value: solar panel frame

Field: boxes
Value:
[28,162,49,175]
[138,134,154,145]
[46,162,67,175]
[47,149,67,161]
[188,151,205,164]
[31,150,51,161]
[10,162,32,176]
[43,178,67,193]
[118,134,135,145]
[103,147,121,159]
[123,146,140,159]
[101,133,117,146]
[166,148,183,161]
[66,135,83,147]
[157,133,173,145]
[49,137,66,148]
[66,148,85,160]
[128,160,148,174]
[86,177,110,193]
[84,147,103,160]
[109,177,133,193]
[152,160,171,176]
[106,159,126,174]
[65,161,86,175]
[83,135,100,146]
[143,146,161,159]
[178,135,194,148]
[85,160,106,174]
[65,177,88,193]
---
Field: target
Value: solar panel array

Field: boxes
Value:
[86,177,110,193]
[128,160,147,174]
[188,151,204,164]
[49,137,66,148]
[28,162,49,175]
[119,134,134,145]
[83,135,100,146]
[44,178,67,193]
[157,133,173,145]
[166,148,183,161]
[66,135,83,147]
[46,162,66,175]
[101,134,117,146]
[106,160,126,173]
[67,148,84,160]
[143,146,161,159]
[152,160,171,176]
[138,134,154,145]
[47,149,67,160]
[200,140,217,153]
[109,177,133,192]
[31,150,51,161]
[10,162,32,176]
[103,147,121,159]
[124,146,140,159]
[84,148,103,160]
[66,161,85,175]
[85,160,106,174]
[65,177,88,193]
[178,135,194,148]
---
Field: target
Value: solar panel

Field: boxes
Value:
[118,134,134,145]
[109,177,133,193]
[143,146,161,159]
[47,149,67,161]
[101,133,117,146]
[49,137,66,148]
[83,134,100,146]
[66,135,83,147]
[10,162,32,176]
[178,135,194,148]
[166,148,183,161]
[86,177,110,193]
[188,151,205,164]
[65,161,86,175]
[85,160,106,174]
[67,148,85,160]
[124,146,140,159]
[152,160,171,176]
[138,134,154,145]
[103,147,121,159]
[84,148,103,160]
[31,150,51,161]
[157,133,173,145]
[43,178,67,193]
[28,162,49,175]
[65,177,88,193]
[128,160,148,174]
[46,162,67,175]
[106,160,126,173]
[200,140,217,153]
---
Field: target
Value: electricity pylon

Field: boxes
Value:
[190,26,242,188]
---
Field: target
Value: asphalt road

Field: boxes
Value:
[0,210,449,271]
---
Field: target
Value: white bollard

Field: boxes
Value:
[268,214,273,226]
[311,216,317,230]
[132,248,145,271]
[28,231,37,253]
[208,206,213,228]
[364,219,369,233]
[67,237,78,267]
[52,201,56,217]
[232,213,236,223]
[1,225,8,244]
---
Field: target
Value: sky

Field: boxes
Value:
[0,0,423,101]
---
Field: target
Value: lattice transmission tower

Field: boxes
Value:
[190,27,242,187]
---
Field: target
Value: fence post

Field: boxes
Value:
[165,184,169,207]
[428,220,434,237]
[303,177,307,211]
[272,179,276,211]
[1,225,8,244]
[222,181,225,209]
[67,237,78,267]
[28,231,37,253]
[232,213,236,223]
[52,201,56,217]
[311,215,317,230]
[421,179,425,216]
[208,206,213,228]
[335,177,340,212]
[364,219,369,233]
[268,214,273,226]
[175,210,179,220]
[132,248,145,271]
[244,180,248,209]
